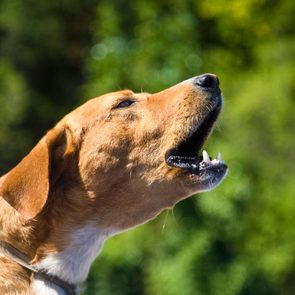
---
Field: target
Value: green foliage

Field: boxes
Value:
[0,60,30,169]
[0,0,294,294]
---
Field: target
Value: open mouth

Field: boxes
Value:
[165,101,226,176]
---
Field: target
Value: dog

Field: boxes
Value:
[0,73,227,295]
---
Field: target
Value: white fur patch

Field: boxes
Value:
[33,278,66,295]
[33,225,117,294]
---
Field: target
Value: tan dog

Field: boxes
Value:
[0,74,227,295]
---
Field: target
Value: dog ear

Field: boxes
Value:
[0,125,75,220]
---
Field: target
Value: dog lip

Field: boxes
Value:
[165,149,227,177]
[165,152,202,171]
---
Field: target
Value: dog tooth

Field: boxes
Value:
[217,152,222,161]
[202,150,210,163]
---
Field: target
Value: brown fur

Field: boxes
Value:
[0,78,222,294]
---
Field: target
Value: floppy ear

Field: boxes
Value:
[0,125,75,220]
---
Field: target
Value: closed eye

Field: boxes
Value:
[115,99,136,109]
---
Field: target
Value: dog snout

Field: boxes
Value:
[194,74,219,90]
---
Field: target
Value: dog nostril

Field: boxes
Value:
[195,74,219,89]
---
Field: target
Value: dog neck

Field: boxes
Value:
[33,224,117,294]
[0,188,116,294]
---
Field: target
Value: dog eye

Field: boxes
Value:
[115,99,136,109]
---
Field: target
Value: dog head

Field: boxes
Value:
[1,74,227,230]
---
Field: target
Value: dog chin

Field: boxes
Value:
[188,163,228,193]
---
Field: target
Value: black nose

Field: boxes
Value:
[194,74,219,89]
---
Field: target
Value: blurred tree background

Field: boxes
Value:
[0,0,294,294]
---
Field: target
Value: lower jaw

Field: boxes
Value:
[165,149,228,192]
[185,163,228,192]
[166,150,225,174]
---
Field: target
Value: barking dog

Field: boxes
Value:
[0,74,227,294]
